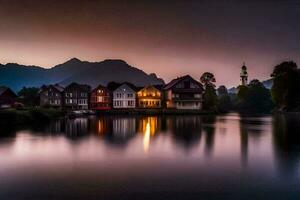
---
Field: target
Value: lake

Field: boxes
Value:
[0,113,300,199]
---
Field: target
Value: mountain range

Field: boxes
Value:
[0,58,164,92]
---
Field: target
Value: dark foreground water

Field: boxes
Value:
[1,113,300,200]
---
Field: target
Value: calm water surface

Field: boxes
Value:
[1,113,300,199]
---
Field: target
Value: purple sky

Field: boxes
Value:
[1,0,300,87]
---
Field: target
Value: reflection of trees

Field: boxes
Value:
[169,116,202,150]
[273,114,300,177]
[239,118,249,167]
[239,116,266,168]
[202,115,216,157]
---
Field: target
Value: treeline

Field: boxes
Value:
[201,61,300,113]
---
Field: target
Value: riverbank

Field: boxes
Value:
[94,109,215,115]
[0,108,65,125]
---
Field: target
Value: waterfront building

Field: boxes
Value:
[90,85,111,110]
[113,83,136,108]
[39,84,64,108]
[63,82,91,110]
[163,75,203,110]
[137,85,162,108]
[0,86,17,108]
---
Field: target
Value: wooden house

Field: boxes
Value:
[63,82,91,110]
[113,83,136,109]
[163,75,203,110]
[0,86,17,108]
[39,84,64,108]
[90,85,111,110]
[137,85,162,108]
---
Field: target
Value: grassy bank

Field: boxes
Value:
[0,107,65,125]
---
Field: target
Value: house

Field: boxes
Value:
[163,75,204,110]
[0,86,17,108]
[39,84,64,108]
[113,83,136,109]
[63,82,91,110]
[90,85,111,110]
[137,85,162,108]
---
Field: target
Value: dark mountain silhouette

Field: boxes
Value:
[0,58,164,91]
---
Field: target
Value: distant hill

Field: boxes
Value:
[228,78,273,94]
[0,58,164,92]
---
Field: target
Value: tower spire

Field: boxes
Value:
[240,63,248,86]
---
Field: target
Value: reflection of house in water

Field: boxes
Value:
[137,116,161,153]
[45,120,65,134]
[104,117,137,146]
[167,116,202,150]
[65,118,89,138]
[88,116,112,136]
[138,116,160,135]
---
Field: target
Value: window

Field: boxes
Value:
[66,93,73,97]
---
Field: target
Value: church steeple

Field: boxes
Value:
[240,63,248,86]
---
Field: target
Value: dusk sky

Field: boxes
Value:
[1,0,300,86]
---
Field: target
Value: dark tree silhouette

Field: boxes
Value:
[17,87,39,106]
[271,61,300,111]
[200,72,216,88]
[236,79,273,113]
[217,85,232,113]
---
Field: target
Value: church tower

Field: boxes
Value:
[240,63,248,86]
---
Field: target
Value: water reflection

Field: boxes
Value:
[138,116,160,153]
[273,113,300,177]
[1,113,300,199]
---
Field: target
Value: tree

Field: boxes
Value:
[203,84,218,111]
[200,72,216,88]
[17,87,40,106]
[200,72,217,111]
[271,61,300,110]
[217,85,232,112]
[236,79,274,113]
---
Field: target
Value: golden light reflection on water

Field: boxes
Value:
[143,122,151,153]
[139,117,159,153]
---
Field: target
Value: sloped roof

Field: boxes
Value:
[114,82,137,93]
[52,84,64,92]
[65,82,91,92]
[39,84,64,93]
[138,85,161,93]
[0,86,17,97]
[92,84,109,93]
[163,75,202,90]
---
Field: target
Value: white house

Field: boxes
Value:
[113,83,136,108]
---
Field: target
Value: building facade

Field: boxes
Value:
[0,86,17,108]
[163,75,203,110]
[63,82,91,110]
[137,85,162,108]
[39,84,64,108]
[113,83,136,109]
[90,85,111,110]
